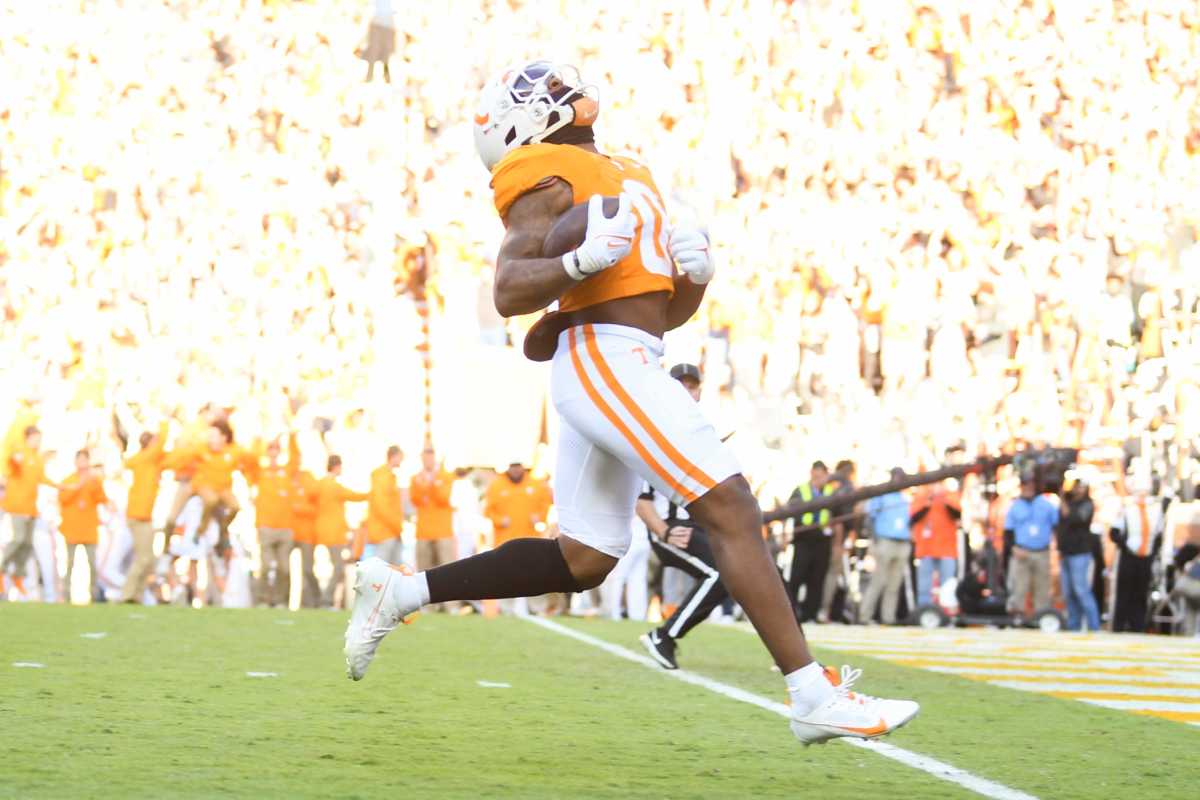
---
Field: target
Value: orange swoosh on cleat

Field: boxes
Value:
[840,719,889,737]
[474,113,489,126]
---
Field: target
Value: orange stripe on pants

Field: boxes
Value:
[567,328,698,504]
[582,325,716,495]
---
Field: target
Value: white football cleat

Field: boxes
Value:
[790,665,920,746]
[344,557,415,681]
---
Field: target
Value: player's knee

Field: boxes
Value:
[689,475,761,538]
[558,535,617,590]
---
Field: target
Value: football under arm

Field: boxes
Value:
[494,180,577,317]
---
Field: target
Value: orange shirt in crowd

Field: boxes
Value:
[3,446,53,516]
[410,469,454,540]
[167,442,256,492]
[249,434,299,530]
[169,416,213,481]
[366,464,404,543]
[123,423,169,522]
[484,474,553,546]
[314,476,369,547]
[910,487,962,560]
[289,470,320,546]
[59,470,109,545]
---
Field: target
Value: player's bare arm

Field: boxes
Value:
[665,274,707,331]
[494,179,577,316]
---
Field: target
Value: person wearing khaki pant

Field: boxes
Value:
[257,527,293,607]
[119,424,169,604]
[1003,481,1058,617]
[859,482,912,625]
[1008,546,1051,613]
[410,448,456,611]
[861,537,911,625]
[3,427,56,583]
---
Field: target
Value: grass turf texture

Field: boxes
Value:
[0,606,1193,799]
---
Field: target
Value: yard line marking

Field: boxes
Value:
[80,632,108,639]
[1076,698,1200,713]
[887,658,1175,676]
[245,671,279,678]
[525,617,1038,800]
[805,646,1200,669]
[477,680,512,688]
[923,667,1199,684]
[12,662,45,668]
[274,619,295,626]
[989,681,1200,699]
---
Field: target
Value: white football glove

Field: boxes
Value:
[562,193,636,281]
[669,226,714,284]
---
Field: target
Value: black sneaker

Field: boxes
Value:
[640,629,678,670]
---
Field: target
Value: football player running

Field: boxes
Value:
[345,61,918,746]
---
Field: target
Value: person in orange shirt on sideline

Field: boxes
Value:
[909,480,962,607]
[485,462,553,547]
[289,459,321,609]
[58,449,113,603]
[248,433,299,608]
[409,446,456,611]
[119,422,169,603]
[485,461,553,615]
[365,445,405,565]
[168,419,256,548]
[315,455,369,609]
[1,426,57,592]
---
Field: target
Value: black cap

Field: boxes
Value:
[669,363,701,382]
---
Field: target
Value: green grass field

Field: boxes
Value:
[1,605,1195,799]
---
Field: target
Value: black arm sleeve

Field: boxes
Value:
[910,506,930,525]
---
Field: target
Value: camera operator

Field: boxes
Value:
[1056,478,1101,631]
[1109,474,1164,633]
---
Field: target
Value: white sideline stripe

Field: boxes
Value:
[925,667,1200,684]
[1078,698,1200,713]
[525,617,1037,800]
[988,681,1200,698]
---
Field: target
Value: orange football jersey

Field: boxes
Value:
[491,143,675,313]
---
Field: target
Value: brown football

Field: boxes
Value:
[541,196,620,258]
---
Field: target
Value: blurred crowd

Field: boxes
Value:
[1,2,1199,621]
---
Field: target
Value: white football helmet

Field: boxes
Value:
[473,60,599,171]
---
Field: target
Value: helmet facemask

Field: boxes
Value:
[475,61,600,169]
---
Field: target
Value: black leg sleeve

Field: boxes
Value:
[425,538,582,603]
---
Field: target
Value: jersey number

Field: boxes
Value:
[623,179,671,278]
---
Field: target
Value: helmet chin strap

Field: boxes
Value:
[541,124,595,147]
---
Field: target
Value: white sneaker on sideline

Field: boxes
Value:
[344,557,414,681]
[790,665,920,745]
